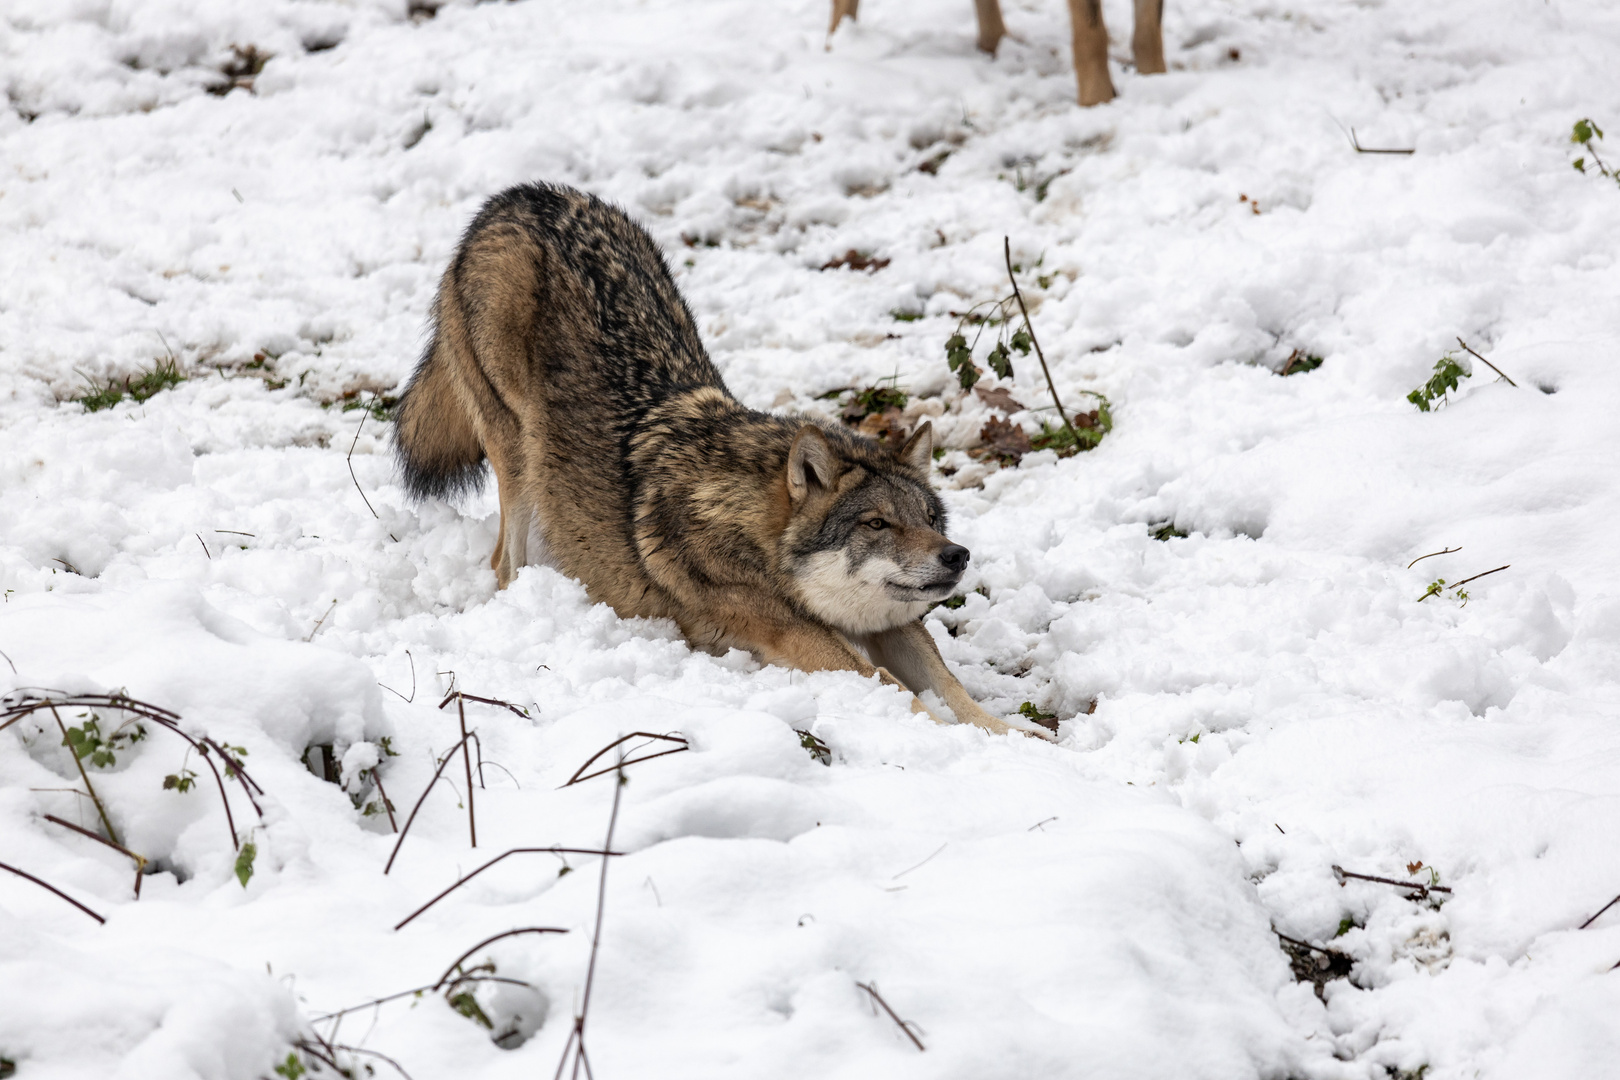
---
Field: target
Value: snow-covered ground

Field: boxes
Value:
[3,0,1619,1076]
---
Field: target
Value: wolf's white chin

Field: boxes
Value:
[793,550,933,634]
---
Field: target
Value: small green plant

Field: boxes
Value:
[272,1052,306,1079]
[841,382,907,420]
[1017,702,1057,723]
[378,735,400,757]
[448,988,495,1029]
[1417,578,1446,602]
[163,768,198,793]
[890,309,923,322]
[796,729,832,766]
[1407,354,1470,412]
[1279,349,1323,376]
[1335,916,1355,938]
[74,358,185,412]
[1150,522,1188,541]
[1571,118,1617,184]
[939,594,967,610]
[234,839,257,887]
[1030,402,1110,454]
[61,714,146,769]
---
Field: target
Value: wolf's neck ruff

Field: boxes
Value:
[394,182,1051,740]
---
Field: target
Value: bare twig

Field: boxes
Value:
[1004,236,1075,444]
[892,843,947,880]
[371,767,399,832]
[313,975,534,1024]
[395,847,623,929]
[1578,893,1620,930]
[1348,128,1415,155]
[213,529,255,537]
[1450,565,1510,591]
[1456,338,1517,387]
[0,859,105,923]
[48,703,120,847]
[348,400,380,520]
[437,691,529,718]
[555,759,627,1080]
[856,982,926,1051]
[380,650,416,704]
[43,814,148,898]
[0,648,15,673]
[1407,546,1460,569]
[432,927,570,990]
[321,1044,415,1080]
[562,732,688,787]
[383,733,475,874]
[457,697,476,849]
[1332,864,1452,898]
[305,600,338,642]
[195,534,211,560]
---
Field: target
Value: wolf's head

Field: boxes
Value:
[780,421,966,635]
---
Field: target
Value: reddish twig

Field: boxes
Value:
[43,814,148,898]
[371,767,399,833]
[1455,338,1517,387]
[432,927,570,990]
[438,690,530,719]
[555,759,627,1080]
[1332,864,1452,898]
[380,650,416,704]
[383,733,475,875]
[0,859,105,923]
[47,702,120,847]
[1407,546,1460,569]
[1004,236,1075,446]
[395,847,623,930]
[457,697,476,849]
[563,732,688,787]
[1449,565,1510,592]
[856,982,926,1051]
[1579,893,1620,930]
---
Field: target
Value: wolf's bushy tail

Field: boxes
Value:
[394,326,487,501]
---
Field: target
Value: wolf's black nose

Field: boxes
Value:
[938,544,969,573]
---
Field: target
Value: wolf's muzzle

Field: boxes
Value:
[938,544,969,573]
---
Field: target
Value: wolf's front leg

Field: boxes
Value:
[859,620,1056,741]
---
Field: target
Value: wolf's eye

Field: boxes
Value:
[866,518,889,531]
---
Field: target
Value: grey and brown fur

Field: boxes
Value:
[395,183,1049,740]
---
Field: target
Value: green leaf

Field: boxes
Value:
[1009,328,1032,355]
[1018,702,1057,722]
[235,841,257,887]
[1335,916,1355,938]
[448,990,494,1029]
[273,1052,306,1080]
[985,343,1013,380]
[1573,118,1595,144]
[796,729,832,766]
[1573,157,1587,173]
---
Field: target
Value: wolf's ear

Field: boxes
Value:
[788,425,837,503]
[897,421,933,473]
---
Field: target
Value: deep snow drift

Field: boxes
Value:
[2,0,1619,1077]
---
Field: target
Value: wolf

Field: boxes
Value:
[394,183,1051,740]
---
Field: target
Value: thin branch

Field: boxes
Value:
[44,814,148,898]
[312,975,534,1024]
[371,767,399,833]
[383,733,475,875]
[1456,338,1517,387]
[892,843,947,880]
[1579,893,1620,930]
[557,759,627,1080]
[432,927,570,990]
[856,982,926,1051]
[347,400,380,520]
[1407,546,1460,569]
[0,647,14,673]
[1348,128,1415,154]
[1004,236,1075,443]
[1332,864,1452,897]
[1450,565,1510,591]
[305,600,338,642]
[457,696,476,849]
[562,732,687,787]
[0,859,105,923]
[437,691,529,718]
[380,650,417,704]
[324,1044,416,1080]
[48,703,119,847]
[566,746,687,787]
[195,533,211,560]
[394,847,624,929]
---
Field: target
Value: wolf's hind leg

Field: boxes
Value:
[860,620,1054,740]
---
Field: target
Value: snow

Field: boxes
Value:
[3,0,1620,1076]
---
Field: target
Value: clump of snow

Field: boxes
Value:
[3,0,1620,1076]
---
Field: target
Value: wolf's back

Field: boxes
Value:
[395,183,722,502]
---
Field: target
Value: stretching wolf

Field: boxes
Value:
[395,184,1050,740]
